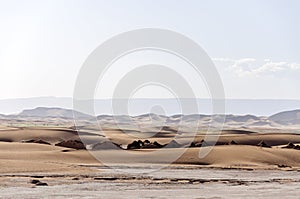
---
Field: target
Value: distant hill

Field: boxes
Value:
[224,114,260,123]
[269,109,300,125]
[19,107,92,120]
[1,107,299,127]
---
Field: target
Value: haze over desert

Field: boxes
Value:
[1,0,300,198]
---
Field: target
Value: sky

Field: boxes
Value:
[0,0,299,100]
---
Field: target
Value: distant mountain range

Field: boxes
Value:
[269,109,300,125]
[1,107,299,127]
[19,107,92,120]
[0,97,300,116]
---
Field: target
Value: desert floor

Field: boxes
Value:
[1,127,300,198]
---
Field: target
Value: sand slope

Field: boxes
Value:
[0,142,97,173]
[1,127,300,173]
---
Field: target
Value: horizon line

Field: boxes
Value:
[1,96,300,101]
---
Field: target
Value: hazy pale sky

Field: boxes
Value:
[0,0,299,99]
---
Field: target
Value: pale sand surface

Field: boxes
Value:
[1,167,300,198]
[1,127,300,174]
[0,142,97,173]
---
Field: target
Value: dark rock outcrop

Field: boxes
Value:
[36,182,48,186]
[282,142,300,150]
[30,179,48,186]
[22,139,51,145]
[127,140,142,150]
[127,140,164,149]
[165,140,181,148]
[295,145,300,150]
[282,142,295,149]
[55,140,85,150]
[30,179,40,184]
[190,140,207,148]
[143,141,164,148]
[90,141,120,150]
[257,140,271,148]
[229,140,238,145]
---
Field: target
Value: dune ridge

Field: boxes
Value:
[0,125,300,173]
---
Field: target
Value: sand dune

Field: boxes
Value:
[0,127,100,144]
[0,124,300,173]
[2,141,300,173]
[1,126,300,173]
[0,142,97,173]
[177,146,300,168]
[194,133,300,146]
